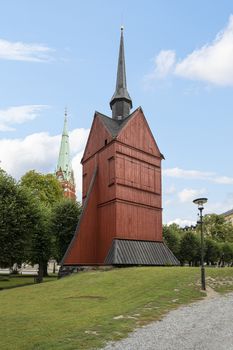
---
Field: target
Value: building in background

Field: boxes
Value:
[222,209,233,225]
[56,110,76,200]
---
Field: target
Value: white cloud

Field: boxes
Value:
[213,176,233,184]
[178,188,206,203]
[164,198,173,206]
[163,167,233,185]
[71,151,85,199]
[0,39,53,62]
[0,132,59,176]
[147,15,233,86]
[165,185,176,195]
[204,192,233,215]
[0,105,48,131]
[163,167,214,180]
[167,218,196,227]
[0,128,89,200]
[145,50,176,81]
[175,15,233,85]
[69,128,89,154]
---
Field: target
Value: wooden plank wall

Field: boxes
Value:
[64,110,163,265]
[64,170,99,265]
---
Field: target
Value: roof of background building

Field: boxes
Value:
[222,208,233,217]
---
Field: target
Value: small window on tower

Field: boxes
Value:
[105,139,108,146]
[108,156,115,185]
[83,173,87,197]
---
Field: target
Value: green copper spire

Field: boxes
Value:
[56,109,74,183]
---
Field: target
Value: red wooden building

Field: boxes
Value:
[61,28,179,270]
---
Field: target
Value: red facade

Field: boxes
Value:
[56,170,76,201]
[62,107,164,266]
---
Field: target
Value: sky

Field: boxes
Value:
[0,0,233,226]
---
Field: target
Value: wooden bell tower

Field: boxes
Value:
[60,28,179,269]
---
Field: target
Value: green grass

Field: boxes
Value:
[0,267,232,350]
[0,275,57,290]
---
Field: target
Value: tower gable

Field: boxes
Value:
[117,108,163,158]
[82,113,113,162]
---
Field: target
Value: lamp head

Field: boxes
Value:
[193,197,208,209]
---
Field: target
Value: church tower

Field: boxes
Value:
[56,109,76,200]
[60,29,179,269]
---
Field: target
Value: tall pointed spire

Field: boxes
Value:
[110,27,132,120]
[56,109,76,200]
[56,109,73,182]
[63,107,68,135]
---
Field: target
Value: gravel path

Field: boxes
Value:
[102,292,233,350]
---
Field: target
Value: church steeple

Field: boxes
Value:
[57,108,72,180]
[56,109,76,200]
[110,27,132,120]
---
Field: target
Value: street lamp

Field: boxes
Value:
[193,197,208,291]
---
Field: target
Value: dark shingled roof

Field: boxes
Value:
[97,109,137,138]
[105,239,180,266]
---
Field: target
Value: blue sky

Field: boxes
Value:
[1,0,233,225]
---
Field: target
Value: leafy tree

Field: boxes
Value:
[179,231,201,266]
[51,199,82,262]
[20,170,63,207]
[203,214,233,242]
[221,242,233,266]
[204,238,221,265]
[20,170,64,276]
[163,224,182,257]
[0,169,41,269]
[28,203,53,282]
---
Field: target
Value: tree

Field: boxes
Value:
[0,169,41,269]
[20,170,63,207]
[29,204,52,282]
[163,224,181,257]
[203,214,233,242]
[51,199,82,262]
[220,242,233,266]
[20,170,64,276]
[179,231,201,266]
[204,238,221,265]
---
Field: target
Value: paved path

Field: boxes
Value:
[102,292,233,350]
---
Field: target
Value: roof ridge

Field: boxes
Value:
[96,107,141,138]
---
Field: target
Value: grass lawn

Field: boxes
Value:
[0,275,57,290]
[0,267,232,350]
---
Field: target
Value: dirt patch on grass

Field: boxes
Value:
[206,276,233,292]
[65,295,107,300]
[204,286,218,299]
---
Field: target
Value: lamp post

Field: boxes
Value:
[193,197,208,291]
